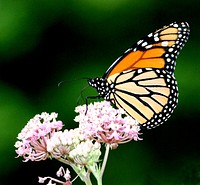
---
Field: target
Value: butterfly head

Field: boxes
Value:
[88,77,112,99]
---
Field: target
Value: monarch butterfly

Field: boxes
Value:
[88,22,190,129]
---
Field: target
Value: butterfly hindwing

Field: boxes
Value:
[107,68,178,129]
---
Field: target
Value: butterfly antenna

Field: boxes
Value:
[57,77,91,87]
[57,77,92,114]
[57,80,65,87]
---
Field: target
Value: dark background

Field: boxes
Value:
[0,1,199,185]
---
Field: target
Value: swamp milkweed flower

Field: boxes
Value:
[46,128,101,166]
[38,166,72,185]
[74,101,142,149]
[15,101,142,185]
[15,112,63,162]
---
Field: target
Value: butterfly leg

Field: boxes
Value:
[76,85,90,105]
[85,95,101,115]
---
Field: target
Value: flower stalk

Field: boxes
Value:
[100,144,110,179]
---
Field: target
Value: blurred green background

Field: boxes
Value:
[0,0,199,184]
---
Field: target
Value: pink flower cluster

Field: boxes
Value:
[15,101,142,184]
[75,101,141,149]
[15,112,63,161]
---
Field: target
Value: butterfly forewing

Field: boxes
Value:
[104,22,190,78]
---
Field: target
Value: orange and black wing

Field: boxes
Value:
[103,22,190,79]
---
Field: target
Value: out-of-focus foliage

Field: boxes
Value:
[0,0,200,184]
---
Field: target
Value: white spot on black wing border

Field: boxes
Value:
[164,22,190,75]
[141,69,179,129]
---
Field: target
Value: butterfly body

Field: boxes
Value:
[88,22,190,129]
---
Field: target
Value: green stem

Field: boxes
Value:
[100,144,110,179]
[84,172,93,185]
[97,176,102,185]
[87,163,102,185]
[57,158,92,184]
